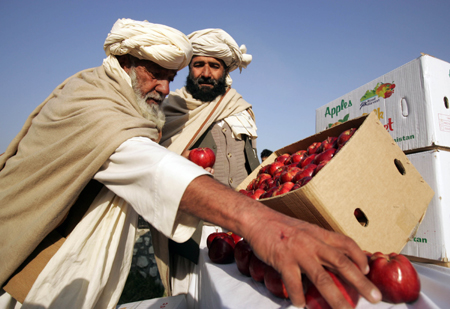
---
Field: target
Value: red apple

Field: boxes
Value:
[300,154,317,168]
[260,187,277,199]
[314,148,336,165]
[229,232,243,244]
[258,164,271,175]
[234,239,253,277]
[272,175,281,185]
[305,270,360,309]
[307,142,322,155]
[313,161,328,175]
[272,166,287,180]
[279,166,302,184]
[291,182,302,191]
[293,175,313,191]
[262,178,277,190]
[317,136,337,153]
[249,254,268,282]
[337,128,356,147]
[272,182,295,197]
[246,179,256,191]
[208,234,235,264]
[207,232,230,249]
[268,162,285,176]
[292,164,317,183]
[238,189,253,197]
[300,176,313,187]
[249,188,266,200]
[366,252,420,304]
[255,173,272,189]
[275,153,291,165]
[286,162,301,170]
[188,147,216,168]
[264,266,289,299]
[287,150,308,165]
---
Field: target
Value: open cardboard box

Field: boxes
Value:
[237,111,434,254]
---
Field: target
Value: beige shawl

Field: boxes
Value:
[160,87,253,154]
[0,65,159,287]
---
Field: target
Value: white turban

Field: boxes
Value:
[188,29,252,85]
[104,18,193,71]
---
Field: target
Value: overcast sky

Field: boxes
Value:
[1,0,449,154]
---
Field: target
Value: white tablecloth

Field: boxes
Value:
[187,226,450,309]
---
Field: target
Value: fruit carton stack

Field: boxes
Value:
[315,54,450,153]
[236,111,434,255]
[400,149,450,267]
[314,54,450,266]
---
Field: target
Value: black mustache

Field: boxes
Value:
[197,77,217,85]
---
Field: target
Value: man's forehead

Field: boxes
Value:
[191,56,225,66]
[141,59,177,77]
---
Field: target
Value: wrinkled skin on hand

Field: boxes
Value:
[246,216,379,308]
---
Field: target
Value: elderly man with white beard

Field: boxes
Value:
[0,19,382,309]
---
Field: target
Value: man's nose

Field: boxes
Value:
[201,66,211,78]
[156,80,170,96]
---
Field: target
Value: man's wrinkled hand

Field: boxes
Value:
[245,215,382,308]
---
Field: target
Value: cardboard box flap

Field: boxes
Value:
[308,112,434,253]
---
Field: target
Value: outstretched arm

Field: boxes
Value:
[179,175,382,308]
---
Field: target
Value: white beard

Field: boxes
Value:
[129,68,166,131]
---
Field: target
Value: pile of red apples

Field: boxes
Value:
[240,128,356,200]
[207,231,421,308]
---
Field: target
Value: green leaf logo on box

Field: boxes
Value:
[360,82,396,110]
[327,114,350,128]
[360,82,396,102]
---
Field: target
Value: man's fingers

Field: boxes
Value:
[308,268,356,309]
[314,247,382,306]
[280,264,305,307]
[319,230,370,275]
[181,149,190,159]
[331,261,381,305]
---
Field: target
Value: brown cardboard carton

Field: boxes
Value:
[237,111,434,254]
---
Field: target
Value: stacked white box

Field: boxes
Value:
[400,149,450,264]
[314,54,450,265]
[315,54,450,153]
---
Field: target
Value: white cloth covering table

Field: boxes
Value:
[186,226,450,309]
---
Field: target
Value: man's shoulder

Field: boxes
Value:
[163,87,191,107]
[62,66,106,90]
[169,87,187,97]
